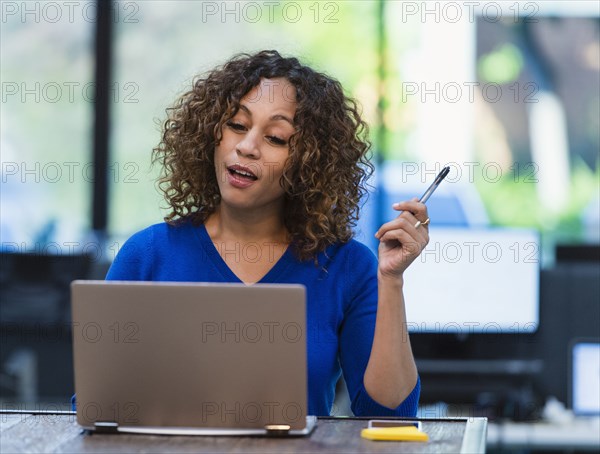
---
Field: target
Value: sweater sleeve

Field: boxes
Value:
[338,241,420,417]
[105,227,154,280]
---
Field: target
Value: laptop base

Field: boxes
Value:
[84,416,317,437]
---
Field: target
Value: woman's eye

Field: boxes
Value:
[226,121,246,131]
[267,136,287,146]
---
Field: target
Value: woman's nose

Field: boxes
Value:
[235,132,260,159]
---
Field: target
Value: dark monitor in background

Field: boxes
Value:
[0,252,92,324]
[0,252,93,403]
[556,245,600,264]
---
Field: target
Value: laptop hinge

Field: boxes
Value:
[264,424,291,436]
[94,421,119,433]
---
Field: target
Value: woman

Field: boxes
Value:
[107,50,430,417]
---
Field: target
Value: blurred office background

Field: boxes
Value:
[1,0,599,448]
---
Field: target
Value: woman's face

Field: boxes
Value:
[214,77,297,213]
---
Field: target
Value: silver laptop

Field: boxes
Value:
[71,280,317,436]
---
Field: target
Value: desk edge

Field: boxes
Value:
[461,418,488,453]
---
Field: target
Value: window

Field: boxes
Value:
[1,7,95,252]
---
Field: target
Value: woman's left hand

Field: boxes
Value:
[374,198,430,280]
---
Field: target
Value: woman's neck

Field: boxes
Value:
[205,204,289,244]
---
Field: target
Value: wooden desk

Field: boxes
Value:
[0,411,487,453]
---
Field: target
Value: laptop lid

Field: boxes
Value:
[71,280,310,433]
[570,338,600,416]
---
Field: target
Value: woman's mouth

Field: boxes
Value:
[227,165,258,181]
[226,164,258,188]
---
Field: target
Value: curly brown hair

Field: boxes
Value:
[153,50,373,262]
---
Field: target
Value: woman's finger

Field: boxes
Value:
[392,200,428,218]
[392,200,430,231]
[376,208,430,239]
[377,226,428,246]
[375,215,416,238]
[379,229,427,259]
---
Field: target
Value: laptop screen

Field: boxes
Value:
[572,341,600,416]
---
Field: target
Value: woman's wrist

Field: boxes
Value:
[377,270,404,289]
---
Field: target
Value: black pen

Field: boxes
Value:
[418,166,450,204]
[385,165,450,232]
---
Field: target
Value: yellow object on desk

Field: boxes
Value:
[361,426,429,442]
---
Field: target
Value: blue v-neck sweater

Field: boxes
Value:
[105,221,420,417]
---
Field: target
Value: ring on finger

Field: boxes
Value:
[414,217,430,229]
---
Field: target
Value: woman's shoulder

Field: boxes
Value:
[127,219,198,241]
[317,238,377,276]
[328,238,377,261]
[117,219,200,254]
[107,220,201,279]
